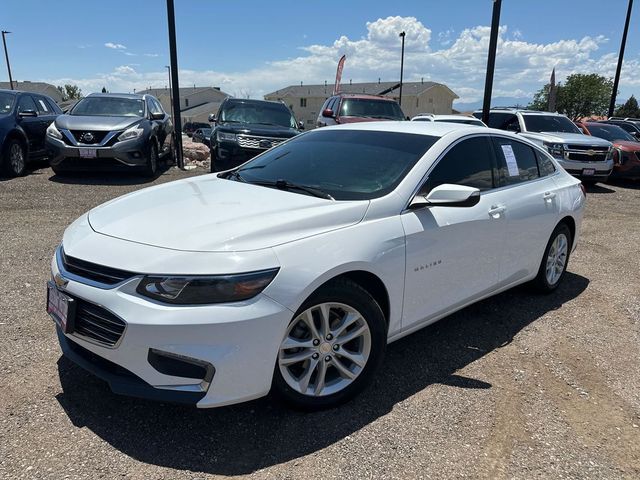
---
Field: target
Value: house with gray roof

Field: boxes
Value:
[138,86,231,124]
[265,80,458,128]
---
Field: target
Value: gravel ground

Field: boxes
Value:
[1,165,639,479]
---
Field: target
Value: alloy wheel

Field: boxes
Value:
[545,233,568,285]
[9,143,25,174]
[278,302,371,397]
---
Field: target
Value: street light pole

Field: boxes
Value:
[399,31,406,108]
[608,0,634,117]
[165,65,174,120]
[1,31,15,90]
[481,0,502,125]
[166,0,184,169]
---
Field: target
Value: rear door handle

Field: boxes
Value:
[488,205,506,218]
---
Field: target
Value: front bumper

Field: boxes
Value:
[47,136,149,171]
[50,248,292,408]
[557,158,613,180]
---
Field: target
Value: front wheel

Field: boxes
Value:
[1,139,27,177]
[272,279,387,410]
[533,223,572,292]
[143,141,158,177]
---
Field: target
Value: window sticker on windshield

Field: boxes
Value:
[501,144,520,177]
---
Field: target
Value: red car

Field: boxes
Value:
[316,93,405,127]
[576,121,640,180]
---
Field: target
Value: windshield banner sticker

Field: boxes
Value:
[501,144,520,177]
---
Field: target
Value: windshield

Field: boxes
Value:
[587,124,636,142]
[434,118,484,126]
[340,98,405,120]
[0,92,15,114]
[234,130,438,200]
[523,114,581,134]
[70,97,145,117]
[220,102,296,128]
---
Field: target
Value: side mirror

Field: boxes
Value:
[150,112,164,120]
[19,109,38,118]
[409,184,481,209]
[208,113,216,123]
[298,120,305,130]
[322,108,334,118]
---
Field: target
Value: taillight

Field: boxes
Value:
[580,183,587,197]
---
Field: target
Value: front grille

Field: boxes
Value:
[565,144,609,162]
[61,249,134,285]
[70,130,110,145]
[237,135,285,150]
[74,298,126,347]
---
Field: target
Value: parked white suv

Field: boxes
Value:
[474,108,613,182]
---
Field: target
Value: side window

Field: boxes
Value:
[35,97,50,114]
[17,95,38,113]
[320,98,330,112]
[424,136,495,192]
[45,98,62,114]
[329,97,339,114]
[148,98,162,115]
[492,137,540,185]
[486,113,520,131]
[535,149,556,176]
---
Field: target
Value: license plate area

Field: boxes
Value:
[79,148,97,159]
[47,282,76,333]
[582,168,596,176]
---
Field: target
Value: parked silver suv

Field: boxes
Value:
[474,108,613,181]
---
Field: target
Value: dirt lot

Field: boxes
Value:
[1,165,639,479]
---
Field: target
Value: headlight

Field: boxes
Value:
[606,146,614,161]
[543,142,565,159]
[216,131,237,142]
[46,123,63,140]
[136,268,279,304]
[118,125,144,141]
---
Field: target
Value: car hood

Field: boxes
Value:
[216,123,299,138]
[55,115,142,131]
[614,140,640,151]
[87,175,369,252]
[522,131,611,146]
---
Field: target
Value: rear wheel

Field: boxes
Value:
[1,138,27,177]
[533,223,572,292]
[272,279,386,410]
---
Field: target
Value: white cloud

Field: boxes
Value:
[46,17,638,104]
[143,53,159,57]
[104,42,127,50]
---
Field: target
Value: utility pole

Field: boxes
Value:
[481,0,502,125]
[1,31,14,90]
[165,65,174,121]
[608,0,634,117]
[399,31,406,108]
[166,0,184,169]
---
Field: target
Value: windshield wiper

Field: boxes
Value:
[247,179,334,200]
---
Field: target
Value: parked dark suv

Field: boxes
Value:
[46,93,174,176]
[210,98,302,172]
[0,89,62,177]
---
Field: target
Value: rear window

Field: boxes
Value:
[339,98,404,120]
[236,130,438,200]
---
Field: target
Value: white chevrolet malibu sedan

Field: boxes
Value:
[47,121,585,410]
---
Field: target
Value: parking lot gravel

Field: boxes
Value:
[1,165,639,479]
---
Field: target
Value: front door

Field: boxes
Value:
[401,135,507,331]
[16,94,43,154]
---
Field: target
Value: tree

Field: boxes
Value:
[56,84,83,102]
[528,73,614,121]
[614,95,640,118]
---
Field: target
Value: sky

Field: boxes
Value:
[2,0,639,109]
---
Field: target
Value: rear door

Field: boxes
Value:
[401,135,507,330]
[490,136,561,283]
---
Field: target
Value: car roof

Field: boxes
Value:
[333,93,397,101]
[224,98,285,106]
[473,108,565,117]
[320,120,496,138]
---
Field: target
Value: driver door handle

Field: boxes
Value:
[488,205,506,218]
[543,191,557,202]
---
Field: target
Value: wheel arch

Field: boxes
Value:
[558,215,576,243]
[3,128,29,156]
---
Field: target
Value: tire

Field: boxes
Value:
[272,278,387,411]
[51,164,65,176]
[533,222,572,293]
[1,138,27,177]
[210,148,218,173]
[143,141,158,177]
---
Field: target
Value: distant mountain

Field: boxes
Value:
[453,96,533,113]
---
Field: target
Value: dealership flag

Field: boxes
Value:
[333,55,346,95]
[548,67,558,112]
